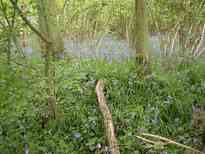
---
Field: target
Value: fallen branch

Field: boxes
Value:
[96,80,120,154]
[136,133,204,154]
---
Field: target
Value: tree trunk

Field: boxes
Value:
[37,0,57,119]
[134,0,150,65]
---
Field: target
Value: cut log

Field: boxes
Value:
[96,80,120,154]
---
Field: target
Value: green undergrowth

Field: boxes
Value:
[0,58,205,154]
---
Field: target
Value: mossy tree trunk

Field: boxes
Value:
[134,0,150,66]
[37,0,59,120]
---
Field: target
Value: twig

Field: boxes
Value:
[141,133,204,154]
[136,135,159,145]
[9,0,51,44]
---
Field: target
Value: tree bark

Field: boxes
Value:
[37,0,57,119]
[96,80,120,154]
[134,0,150,65]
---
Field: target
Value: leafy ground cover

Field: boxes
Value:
[0,58,205,154]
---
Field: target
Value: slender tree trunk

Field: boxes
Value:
[7,38,11,65]
[134,0,150,65]
[179,22,186,53]
[37,0,57,119]
[49,0,64,57]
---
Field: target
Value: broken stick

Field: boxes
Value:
[96,80,120,154]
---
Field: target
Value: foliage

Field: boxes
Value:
[0,58,204,154]
[0,0,205,153]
